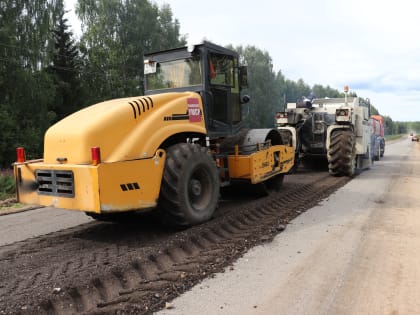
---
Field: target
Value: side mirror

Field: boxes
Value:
[241,95,250,104]
[239,66,248,88]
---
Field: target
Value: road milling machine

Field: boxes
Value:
[276,87,372,176]
[14,41,294,226]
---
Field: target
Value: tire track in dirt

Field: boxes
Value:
[0,171,350,314]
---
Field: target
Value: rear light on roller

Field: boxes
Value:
[275,112,287,119]
[276,112,288,125]
[16,147,26,163]
[91,147,101,165]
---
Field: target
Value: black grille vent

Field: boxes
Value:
[128,96,154,119]
[36,170,75,197]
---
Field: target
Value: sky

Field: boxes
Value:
[64,0,420,121]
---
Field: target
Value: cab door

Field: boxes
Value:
[207,53,235,134]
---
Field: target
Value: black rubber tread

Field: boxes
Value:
[253,174,285,197]
[372,139,380,161]
[266,174,285,191]
[158,143,220,226]
[380,140,385,157]
[277,129,292,146]
[327,129,355,176]
[374,144,380,161]
[218,128,250,153]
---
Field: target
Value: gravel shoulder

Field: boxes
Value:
[158,138,420,315]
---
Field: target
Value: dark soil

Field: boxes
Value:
[0,170,350,314]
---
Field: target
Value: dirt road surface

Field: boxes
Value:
[158,137,420,315]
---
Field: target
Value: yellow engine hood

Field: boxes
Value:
[43,92,206,164]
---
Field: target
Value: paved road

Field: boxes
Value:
[0,207,92,246]
[158,137,420,315]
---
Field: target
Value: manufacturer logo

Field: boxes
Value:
[187,98,201,122]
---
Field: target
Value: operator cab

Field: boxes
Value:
[144,41,248,137]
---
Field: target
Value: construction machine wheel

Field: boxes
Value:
[327,129,355,176]
[254,174,284,197]
[374,144,380,161]
[158,143,220,227]
[265,174,285,191]
[277,129,292,146]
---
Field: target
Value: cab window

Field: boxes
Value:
[145,57,202,91]
[209,54,234,86]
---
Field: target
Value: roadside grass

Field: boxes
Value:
[0,170,15,201]
[0,201,22,210]
[0,170,24,211]
[385,134,405,141]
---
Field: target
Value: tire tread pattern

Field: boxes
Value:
[159,143,219,226]
[327,129,355,176]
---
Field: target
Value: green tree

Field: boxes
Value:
[234,45,280,128]
[0,107,17,167]
[49,11,84,120]
[370,104,379,115]
[407,121,420,134]
[76,0,186,103]
[312,84,344,98]
[0,0,63,167]
[282,78,311,104]
[275,70,288,111]
[382,115,394,135]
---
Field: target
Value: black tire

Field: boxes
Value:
[327,129,355,176]
[277,129,291,146]
[374,145,380,161]
[380,140,385,157]
[265,174,285,191]
[158,143,220,227]
[254,174,284,197]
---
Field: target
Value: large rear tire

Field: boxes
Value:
[380,140,385,157]
[327,129,355,176]
[158,143,220,227]
[374,144,380,161]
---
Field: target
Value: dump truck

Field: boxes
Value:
[370,115,385,160]
[14,41,294,226]
[276,87,372,176]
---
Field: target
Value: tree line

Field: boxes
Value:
[0,0,412,168]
